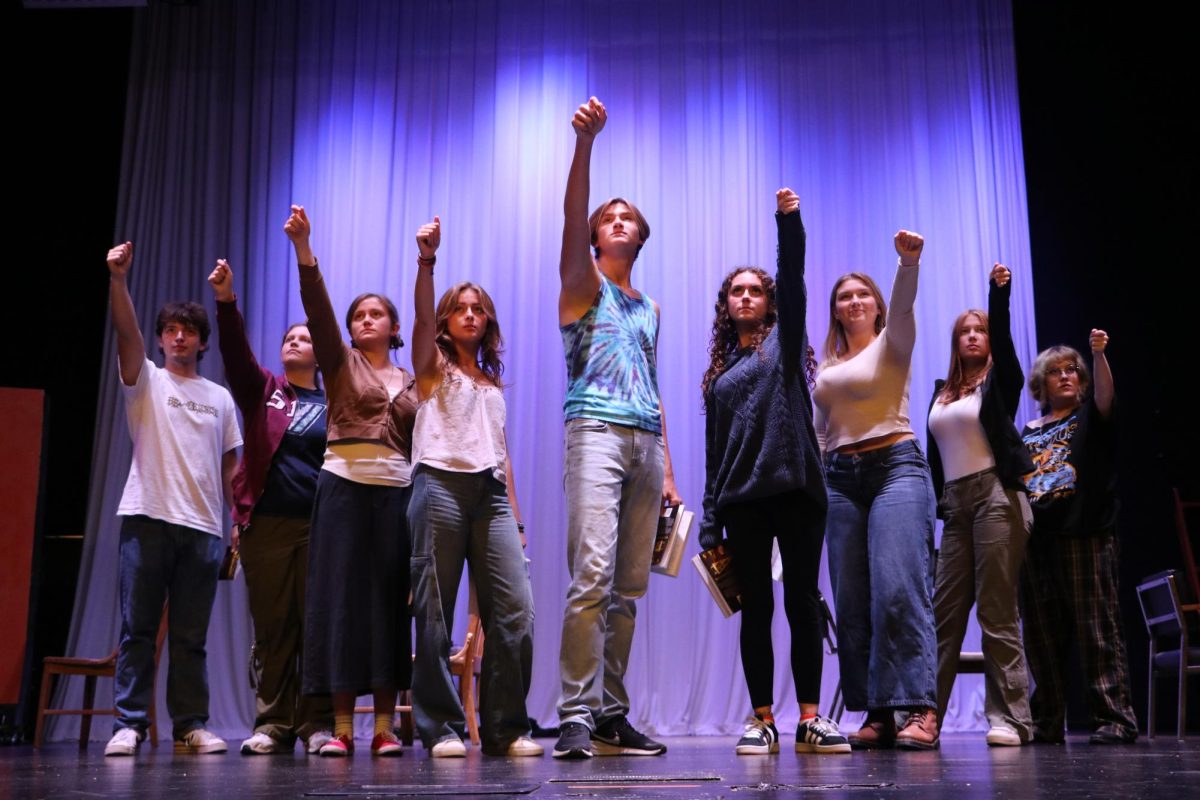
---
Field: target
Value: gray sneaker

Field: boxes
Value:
[174,728,228,754]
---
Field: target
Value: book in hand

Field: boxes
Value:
[650,503,694,577]
[692,542,741,617]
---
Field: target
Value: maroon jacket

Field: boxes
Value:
[216,299,322,527]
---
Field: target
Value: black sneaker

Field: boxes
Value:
[591,716,667,756]
[795,715,851,754]
[735,716,779,755]
[1089,725,1137,745]
[552,722,594,759]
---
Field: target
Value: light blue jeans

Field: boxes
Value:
[408,466,535,752]
[825,440,938,711]
[557,418,664,728]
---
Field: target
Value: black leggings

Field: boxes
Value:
[724,489,826,709]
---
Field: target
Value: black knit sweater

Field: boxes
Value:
[699,210,827,549]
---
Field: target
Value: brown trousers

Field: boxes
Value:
[933,469,1033,738]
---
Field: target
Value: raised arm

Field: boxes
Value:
[286,205,345,376]
[107,242,146,387]
[209,259,267,408]
[558,98,605,323]
[774,188,809,358]
[412,216,443,398]
[1090,328,1114,418]
[883,230,924,359]
[986,263,1023,416]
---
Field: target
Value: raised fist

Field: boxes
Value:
[894,230,924,266]
[107,242,133,278]
[416,216,441,260]
[208,258,235,302]
[1089,328,1109,353]
[990,262,1011,288]
[284,205,311,244]
[572,97,607,141]
[776,188,800,215]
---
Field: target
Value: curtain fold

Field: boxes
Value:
[54,0,1032,740]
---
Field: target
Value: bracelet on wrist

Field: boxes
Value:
[417,254,436,267]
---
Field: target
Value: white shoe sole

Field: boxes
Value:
[796,741,852,754]
[174,743,227,754]
[591,740,666,756]
[735,743,779,755]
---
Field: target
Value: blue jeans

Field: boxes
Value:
[114,515,224,738]
[557,418,664,728]
[824,440,938,711]
[408,466,535,752]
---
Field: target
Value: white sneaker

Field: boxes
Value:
[986,725,1022,747]
[430,737,467,758]
[506,736,545,757]
[174,728,228,754]
[240,731,287,755]
[104,728,143,757]
[306,730,333,754]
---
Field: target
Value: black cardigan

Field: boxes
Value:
[925,278,1034,517]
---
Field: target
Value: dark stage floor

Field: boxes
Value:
[3,735,1198,798]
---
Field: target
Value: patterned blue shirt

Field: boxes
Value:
[561,276,662,433]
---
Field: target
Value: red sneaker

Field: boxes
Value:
[319,733,354,757]
[371,731,403,757]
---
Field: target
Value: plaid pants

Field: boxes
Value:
[1019,532,1138,739]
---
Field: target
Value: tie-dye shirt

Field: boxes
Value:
[561,276,662,433]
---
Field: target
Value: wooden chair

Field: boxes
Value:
[449,611,484,745]
[358,583,485,746]
[35,604,169,749]
[1172,488,1200,612]
[1136,570,1200,738]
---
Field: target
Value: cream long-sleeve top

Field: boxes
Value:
[812,261,919,453]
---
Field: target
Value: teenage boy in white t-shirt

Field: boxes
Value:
[103,242,242,757]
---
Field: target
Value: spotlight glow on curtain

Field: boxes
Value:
[56,0,1034,740]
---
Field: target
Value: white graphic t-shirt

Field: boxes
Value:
[116,358,243,536]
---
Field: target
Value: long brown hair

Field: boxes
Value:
[702,267,777,409]
[938,309,991,403]
[434,282,505,387]
[821,272,887,364]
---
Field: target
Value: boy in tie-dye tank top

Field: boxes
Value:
[552,97,680,760]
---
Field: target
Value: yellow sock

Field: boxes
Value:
[375,711,394,737]
[334,713,354,738]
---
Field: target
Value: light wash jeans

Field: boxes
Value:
[408,466,535,752]
[825,440,938,711]
[557,418,664,729]
[114,515,223,738]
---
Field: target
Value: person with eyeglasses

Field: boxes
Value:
[1018,329,1138,745]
